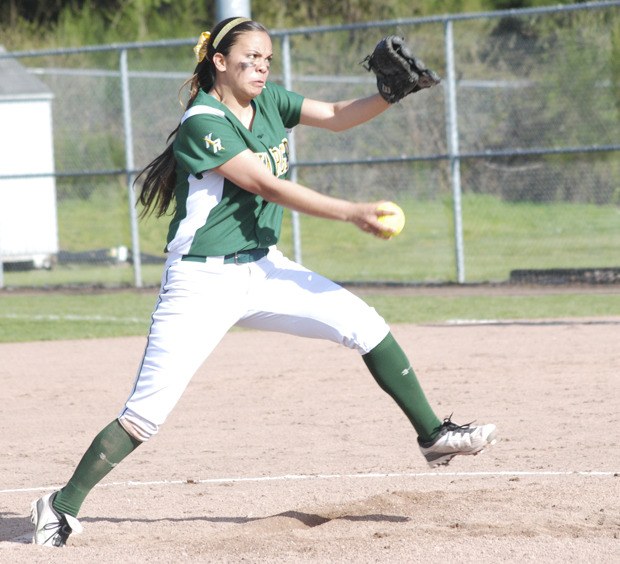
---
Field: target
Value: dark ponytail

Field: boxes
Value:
[136,18,269,219]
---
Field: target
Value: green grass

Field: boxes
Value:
[2,263,165,288]
[362,292,620,323]
[280,194,620,283]
[1,289,618,343]
[0,292,155,341]
[2,192,619,288]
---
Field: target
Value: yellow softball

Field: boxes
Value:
[377,201,406,238]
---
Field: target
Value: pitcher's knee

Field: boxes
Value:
[345,309,390,354]
[118,410,159,442]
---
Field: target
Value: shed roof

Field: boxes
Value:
[0,45,53,100]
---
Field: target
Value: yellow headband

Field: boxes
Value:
[211,17,251,50]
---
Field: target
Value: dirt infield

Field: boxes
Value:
[1,319,619,562]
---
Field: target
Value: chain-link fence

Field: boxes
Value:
[0,1,618,288]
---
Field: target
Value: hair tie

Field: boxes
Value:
[193,31,211,62]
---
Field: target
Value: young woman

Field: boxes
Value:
[31,17,497,547]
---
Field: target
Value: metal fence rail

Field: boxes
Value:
[0,1,618,288]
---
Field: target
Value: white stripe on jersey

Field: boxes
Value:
[167,105,228,256]
[180,105,225,124]
[166,171,225,256]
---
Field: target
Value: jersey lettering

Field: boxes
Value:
[269,138,290,177]
[256,152,274,173]
[255,138,290,178]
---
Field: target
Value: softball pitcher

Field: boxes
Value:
[31,17,497,547]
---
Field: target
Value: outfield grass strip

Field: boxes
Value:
[0,313,147,324]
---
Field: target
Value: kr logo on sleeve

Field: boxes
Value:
[204,133,224,153]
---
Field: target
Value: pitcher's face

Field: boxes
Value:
[217,31,272,100]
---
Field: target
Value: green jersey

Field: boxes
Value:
[166,82,304,257]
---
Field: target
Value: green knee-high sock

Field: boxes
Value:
[363,332,442,442]
[53,419,142,517]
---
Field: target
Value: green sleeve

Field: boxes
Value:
[265,82,304,129]
[173,113,246,178]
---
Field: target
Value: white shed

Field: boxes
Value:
[0,45,58,270]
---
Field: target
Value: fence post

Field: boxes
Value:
[444,20,466,284]
[119,48,143,288]
[281,33,303,264]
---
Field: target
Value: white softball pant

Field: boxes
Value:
[119,247,390,441]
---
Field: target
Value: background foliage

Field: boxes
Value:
[0,0,590,49]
